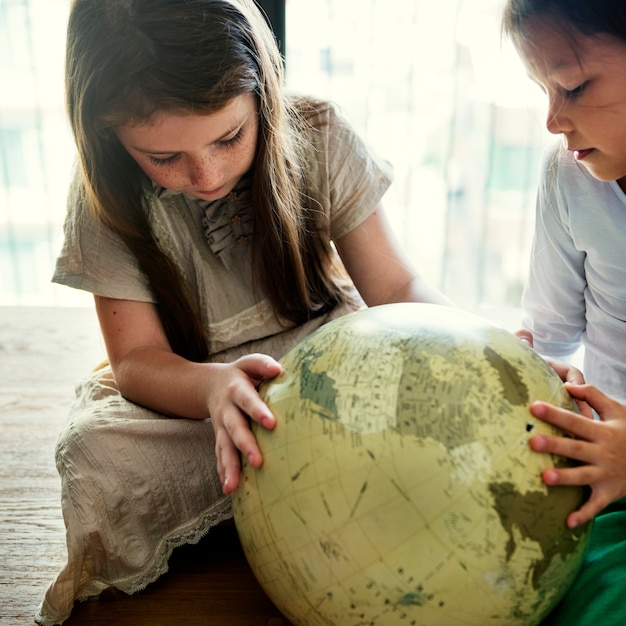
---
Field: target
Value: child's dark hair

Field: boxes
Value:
[502,0,626,43]
[66,0,349,361]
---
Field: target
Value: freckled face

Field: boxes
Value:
[116,93,259,201]
[517,19,626,190]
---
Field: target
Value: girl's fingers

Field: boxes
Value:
[567,492,613,529]
[227,380,275,430]
[541,463,599,488]
[540,466,603,528]
[209,355,283,495]
[215,429,242,494]
[236,353,283,386]
[530,401,598,440]
[240,396,275,430]
[233,356,280,429]
[565,383,620,420]
[222,409,263,465]
[215,409,264,494]
[515,328,534,347]
[528,384,626,528]
[530,433,596,465]
[567,505,596,529]
[542,357,584,385]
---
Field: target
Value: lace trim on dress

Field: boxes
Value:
[209,299,276,344]
[35,498,233,626]
[91,498,233,597]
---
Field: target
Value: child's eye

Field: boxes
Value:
[565,82,588,99]
[219,126,245,148]
[149,154,181,166]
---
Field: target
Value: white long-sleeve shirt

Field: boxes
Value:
[521,143,626,404]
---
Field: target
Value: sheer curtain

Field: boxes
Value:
[0,0,550,309]
[0,0,81,305]
[286,0,551,312]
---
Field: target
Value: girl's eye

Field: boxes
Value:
[149,154,181,166]
[565,82,588,99]
[145,125,245,166]
[219,126,245,148]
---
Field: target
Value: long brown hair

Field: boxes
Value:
[66,0,349,362]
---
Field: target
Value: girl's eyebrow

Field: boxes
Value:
[133,120,246,155]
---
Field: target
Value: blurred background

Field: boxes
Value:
[0,0,551,309]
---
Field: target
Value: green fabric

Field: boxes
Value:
[542,497,626,626]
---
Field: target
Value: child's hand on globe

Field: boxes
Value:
[530,382,626,528]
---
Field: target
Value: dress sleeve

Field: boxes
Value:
[521,145,587,358]
[313,104,393,240]
[52,171,156,302]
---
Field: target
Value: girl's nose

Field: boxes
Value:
[188,155,223,189]
[546,95,574,135]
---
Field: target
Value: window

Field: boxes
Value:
[285,0,550,311]
[0,0,29,71]
[0,0,550,309]
[0,0,74,305]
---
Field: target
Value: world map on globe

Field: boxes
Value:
[233,303,591,626]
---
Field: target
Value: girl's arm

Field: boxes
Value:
[94,295,282,493]
[334,205,453,307]
[521,148,587,358]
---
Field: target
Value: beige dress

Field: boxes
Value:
[36,101,392,625]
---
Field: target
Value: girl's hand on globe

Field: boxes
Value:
[542,358,593,418]
[515,328,534,347]
[529,383,626,528]
[543,357,585,385]
[207,354,282,495]
[515,329,592,417]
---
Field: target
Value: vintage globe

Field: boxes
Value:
[232,303,591,626]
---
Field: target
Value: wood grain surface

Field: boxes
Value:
[0,306,290,626]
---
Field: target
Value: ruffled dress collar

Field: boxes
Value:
[199,176,254,259]
[155,175,254,266]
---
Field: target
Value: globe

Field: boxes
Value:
[232,303,591,626]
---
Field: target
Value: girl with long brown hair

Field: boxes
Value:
[37,0,450,623]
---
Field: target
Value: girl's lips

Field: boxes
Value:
[573,148,594,160]
[199,186,224,195]
[193,185,226,199]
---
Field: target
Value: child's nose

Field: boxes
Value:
[546,96,574,135]
[189,156,223,189]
